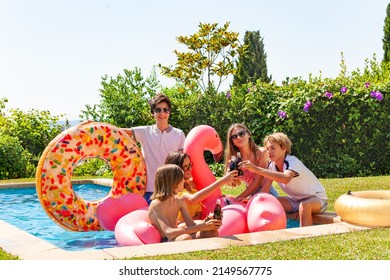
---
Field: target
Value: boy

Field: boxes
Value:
[239,132,328,226]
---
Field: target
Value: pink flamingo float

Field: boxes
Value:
[183,124,224,217]
[97,125,286,245]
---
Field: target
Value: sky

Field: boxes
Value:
[0,0,388,120]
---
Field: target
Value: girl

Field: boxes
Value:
[224,123,278,202]
[148,164,222,241]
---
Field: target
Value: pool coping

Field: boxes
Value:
[0,179,371,260]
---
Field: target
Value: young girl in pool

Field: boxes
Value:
[148,164,222,242]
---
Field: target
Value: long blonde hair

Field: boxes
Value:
[224,123,260,172]
[151,164,184,202]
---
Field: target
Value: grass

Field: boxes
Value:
[0,175,389,260]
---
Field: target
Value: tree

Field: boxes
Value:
[3,108,64,160]
[383,3,390,63]
[233,30,271,86]
[0,98,7,128]
[159,22,246,94]
[0,99,64,178]
[81,67,160,127]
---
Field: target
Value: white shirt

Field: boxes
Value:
[132,125,185,192]
[268,155,327,201]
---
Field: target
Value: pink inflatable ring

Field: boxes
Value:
[35,122,146,231]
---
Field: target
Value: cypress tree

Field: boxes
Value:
[383,3,390,63]
[233,30,271,86]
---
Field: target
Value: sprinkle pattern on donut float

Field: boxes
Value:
[35,122,146,231]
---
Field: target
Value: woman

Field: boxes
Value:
[165,151,237,222]
[224,123,278,201]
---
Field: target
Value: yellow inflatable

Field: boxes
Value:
[334,190,390,227]
[35,122,146,231]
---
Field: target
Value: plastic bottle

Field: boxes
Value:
[213,199,222,220]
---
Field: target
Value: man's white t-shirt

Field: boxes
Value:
[132,125,185,193]
[268,155,327,201]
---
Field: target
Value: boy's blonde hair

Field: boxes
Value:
[263,132,292,155]
[152,164,184,202]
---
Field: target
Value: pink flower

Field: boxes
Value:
[365,82,371,88]
[278,111,287,118]
[370,91,383,101]
[340,87,348,94]
[303,101,312,112]
[325,92,333,99]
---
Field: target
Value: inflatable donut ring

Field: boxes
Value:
[35,122,146,232]
[334,190,390,227]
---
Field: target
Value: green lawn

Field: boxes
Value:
[0,176,389,260]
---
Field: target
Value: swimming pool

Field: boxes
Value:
[0,184,117,251]
[0,183,300,252]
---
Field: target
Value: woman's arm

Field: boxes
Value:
[236,149,267,199]
[183,170,238,204]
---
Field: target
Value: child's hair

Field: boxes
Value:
[152,164,184,202]
[165,151,189,168]
[224,123,259,172]
[148,93,172,115]
[263,132,292,155]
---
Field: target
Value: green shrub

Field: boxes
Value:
[209,163,225,177]
[72,158,113,177]
[0,134,34,179]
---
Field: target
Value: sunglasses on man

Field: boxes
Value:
[154,107,171,114]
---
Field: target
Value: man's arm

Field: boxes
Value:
[122,128,133,137]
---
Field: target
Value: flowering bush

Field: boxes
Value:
[168,56,389,178]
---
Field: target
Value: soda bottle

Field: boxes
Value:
[236,152,243,176]
[229,155,238,172]
[213,199,222,220]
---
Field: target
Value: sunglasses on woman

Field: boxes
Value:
[230,130,247,140]
[154,107,171,114]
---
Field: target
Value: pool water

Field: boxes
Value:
[0,184,300,251]
[0,184,117,251]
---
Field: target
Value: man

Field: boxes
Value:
[123,94,185,204]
